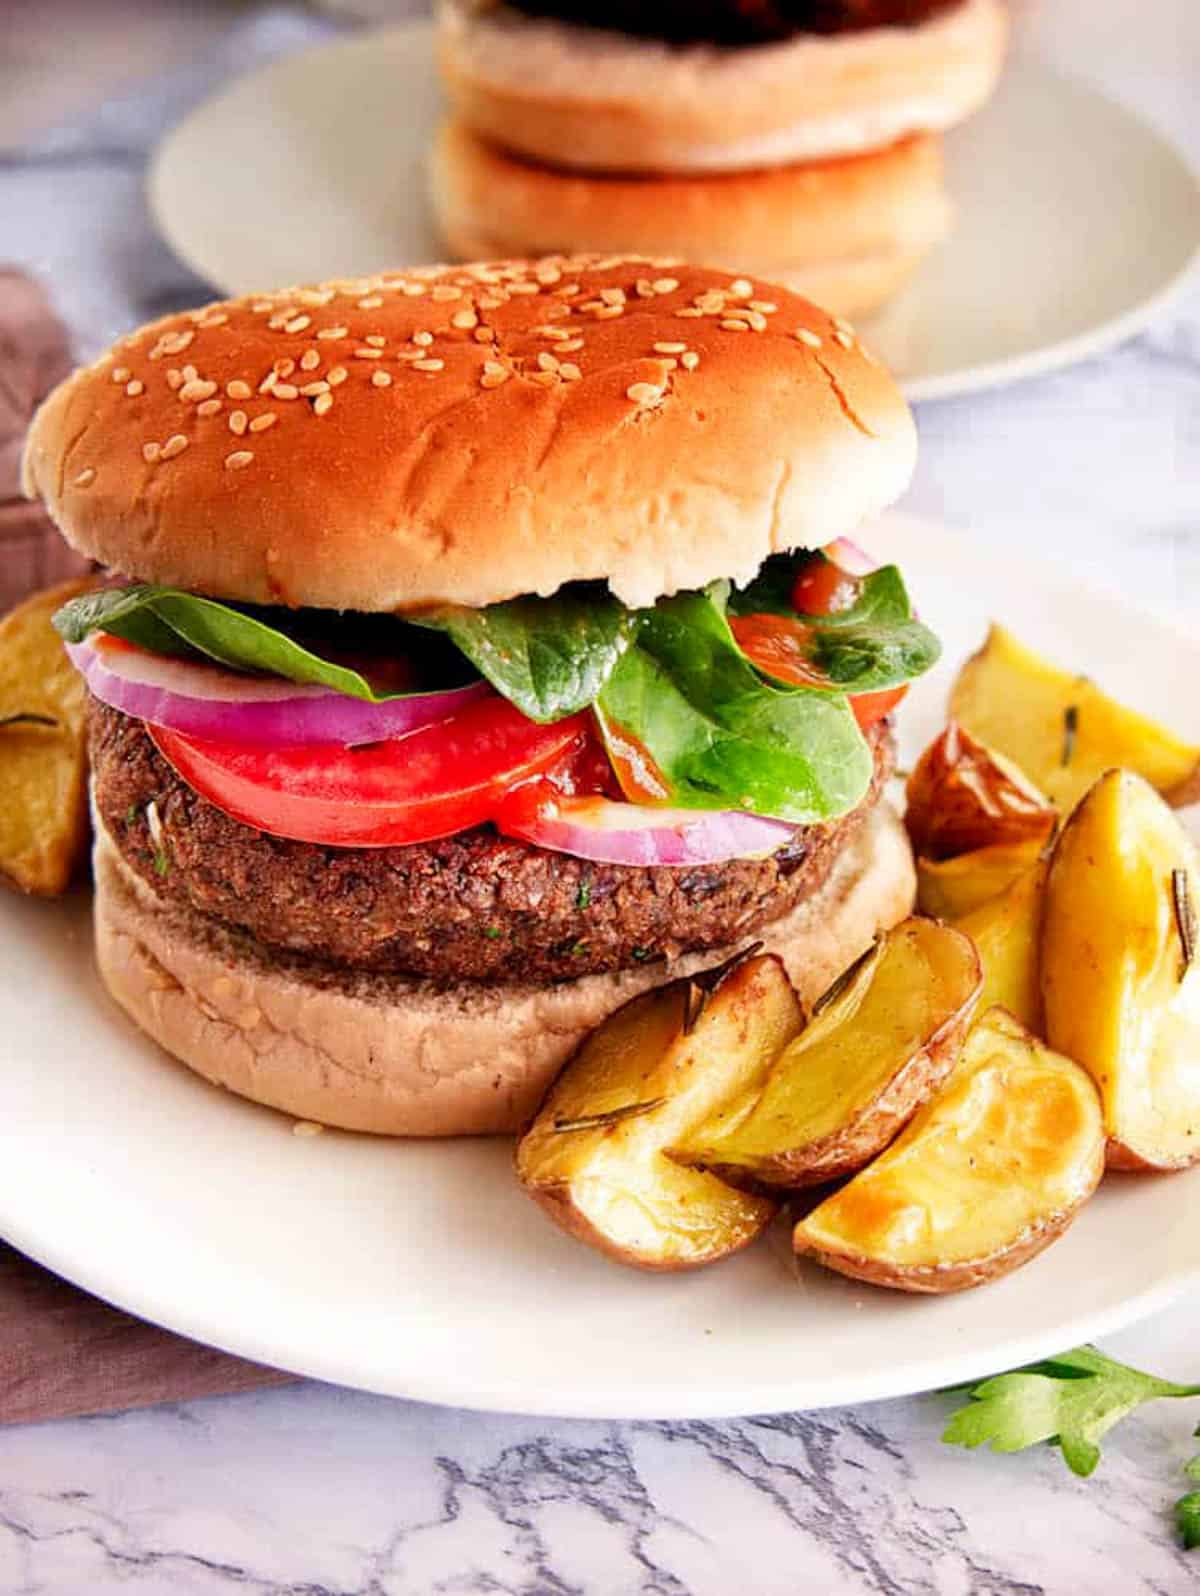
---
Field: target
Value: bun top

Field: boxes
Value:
[23,256,915,611]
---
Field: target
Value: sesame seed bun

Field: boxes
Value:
[93,800,915,1137]
[23,257,915,612]
[435,0,1007,174]
[431,124,952,321]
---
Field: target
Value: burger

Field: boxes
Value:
[431,0,1008,317]
[22,256,937,1136]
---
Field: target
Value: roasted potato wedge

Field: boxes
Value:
[516,954,802,1270]
[950,624,1200,813]
[916,837,1046,921]
[1043,770,1200,1170]
[906,722,1057,862]
[956,858,1048,1033]
[669,918,981,1189]
[793,1007,1105,1293]
[0,578,93,895]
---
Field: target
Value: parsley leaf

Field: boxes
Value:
[942,1345,1200,1479]
[1177,1493,1200,1550]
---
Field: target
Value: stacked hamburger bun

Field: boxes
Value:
[430,0,1008,318]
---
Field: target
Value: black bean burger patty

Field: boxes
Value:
[504,0,962,46]
[90,702,894,987]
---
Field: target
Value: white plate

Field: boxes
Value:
[4,513,1199,1420]
[148,26,1200,401]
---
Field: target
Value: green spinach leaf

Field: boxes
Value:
[595,591,872,824]
[411,588,633,723]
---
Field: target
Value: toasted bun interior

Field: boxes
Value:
[24,258,915,612]
[431,123,952,320]
[93,803,916,1138]
[436,0,1008,173]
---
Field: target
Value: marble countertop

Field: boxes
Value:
[2,2,1199,1591]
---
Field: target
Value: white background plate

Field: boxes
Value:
[148,25,1200,401]
[3,513,1199,1419]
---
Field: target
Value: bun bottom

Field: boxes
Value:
[430,121,951,320]
[93,804,915,1138]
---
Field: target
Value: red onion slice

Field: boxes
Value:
[497,785,795,867]
[66,635,490,746]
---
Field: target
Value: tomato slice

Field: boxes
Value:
[149,699,589,847]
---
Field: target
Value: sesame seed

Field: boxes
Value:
[451,308,479,330]
[795,328,822,348]
[635,279,656,299]
[749,300,777,313]
[267,312,291,330]
[259,372,278,395]
[353,348,383,360]
[833,315,855,335]
[251,301,273,314]
[559,363,581,382]
[554,284,581,299]
[681,352,700,371]
[163,329,194,354]
[299,380,330,397]
[166,369,184,391]
[371,370,392,388]
[675,308,703,319]
[313,392,334,415]
[299,349,320,371]
[400,283,426,297]
[556,337,584,352]
[125,379,144,397]
[273,383,299,399]
[298,288,334,306]
[473,326,497,344]
[227,379,252,399]
[593,304,623,320]
[480,364,509,388]
[833,328,854,348]
[229,411,248,436]
[365,334,386,348]
[541,326,572,341]
[142,442,161,463]
[627,382,664,406]
[431,284,462,301]
[284,315,311,333]
[111,366,130,384]
[412,331,434,347]
[728,279,753,298]
[160,434,188,460]
[478,295,505,310]
[527,371,557,387]
[73,468,96,487]
[536,351,559,372]
[182,365,199,383]
[327,365,348,386]
[696,293,727,314]
[196,398,222,417]
[273,358,296,377]
[653,342,687,355]
[721,319,750,332]
[653,277,679,294]
[180,378,217,402]
[600,288,626,306]
[357,295,384,309]
[316,326,348,341]
[744,311,768,332]
[535,264,562,285]
[507,282,539,296]
[249,412,277,433]
[412,358,444,372]
[201,310,229,326]
[225,450,254,470]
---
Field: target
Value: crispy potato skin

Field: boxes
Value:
[671,919,981,1190]
[950,624,1200,815]
[793,1007,1105,1293]
[516,957,798,1270]
[915,838,1044,921]
[0,577,94,896]
[906,721,1056,862]
[1042,769,1200,1172]
[797,1214,1077,1294]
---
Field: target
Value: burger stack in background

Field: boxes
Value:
[430,0,1008,319]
